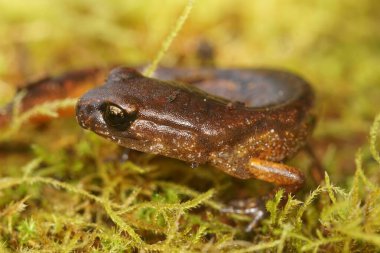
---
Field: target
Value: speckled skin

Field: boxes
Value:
[76,67,315,192]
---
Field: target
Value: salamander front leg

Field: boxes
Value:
[222,158,305,231]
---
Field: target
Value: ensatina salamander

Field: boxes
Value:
[76,67,315,193]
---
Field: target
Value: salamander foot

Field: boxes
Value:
[222,198,267,232]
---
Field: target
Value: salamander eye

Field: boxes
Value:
[101,103,137,131]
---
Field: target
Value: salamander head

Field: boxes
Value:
[76,67,142,142]
[75,67,210,162]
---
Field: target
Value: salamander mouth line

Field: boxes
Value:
[88,127,140,142]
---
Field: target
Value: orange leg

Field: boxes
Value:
[248,158,305,194]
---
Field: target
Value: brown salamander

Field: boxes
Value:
[76,67,315,194]
[1,66,317,229]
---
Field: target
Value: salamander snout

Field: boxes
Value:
[75,96,101,131]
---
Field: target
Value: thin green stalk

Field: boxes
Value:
[143,0,195,77]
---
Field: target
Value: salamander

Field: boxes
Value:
[76,67,316,193]
[1,66,317,228]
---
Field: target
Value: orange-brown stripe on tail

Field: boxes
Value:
[0,68,108,129]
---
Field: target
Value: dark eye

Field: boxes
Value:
[102,103,137,131]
